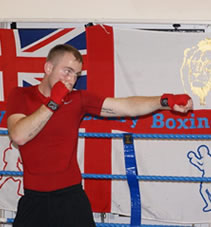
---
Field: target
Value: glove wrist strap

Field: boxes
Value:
[160,97,169,107]
[45,99,59,112]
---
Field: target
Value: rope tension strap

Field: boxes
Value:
[123,133,141,226]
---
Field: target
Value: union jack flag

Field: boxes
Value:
[0,25,115,213]
[0,27,87,128]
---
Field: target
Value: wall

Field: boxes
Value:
[0,0,211,24]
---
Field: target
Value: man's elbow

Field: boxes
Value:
[8,131,26,146]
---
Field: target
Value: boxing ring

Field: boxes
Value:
[0,129,211,227]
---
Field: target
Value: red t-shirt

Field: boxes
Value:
[6,85,105,191]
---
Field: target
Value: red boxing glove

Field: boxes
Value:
[50,81,69,105]
[45,81,69,112]
[160,93,191,109]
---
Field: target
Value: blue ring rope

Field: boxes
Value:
[0,218,191,227]
[96,225,191,227]
[1,129,211,139]
[79,133,211,140]
[0,130,208,226]
[0,171,211,182]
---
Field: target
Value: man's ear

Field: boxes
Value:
[44,62,53,74]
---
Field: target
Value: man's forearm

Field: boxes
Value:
[101,94,192,117]
[101,96,163,117]
[7,105,53,146]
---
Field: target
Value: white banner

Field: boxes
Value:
[0,136,23,211]
[111,28,211,223]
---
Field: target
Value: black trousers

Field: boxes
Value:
[13,184,96,227]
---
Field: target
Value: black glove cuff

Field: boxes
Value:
[160,98,169,107]
[46,100,59,112]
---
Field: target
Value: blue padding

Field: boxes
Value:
[123,133,141,226]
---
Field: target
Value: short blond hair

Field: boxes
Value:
[47,44,83,64]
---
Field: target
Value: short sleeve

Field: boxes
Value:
[6,87,27,118]
[80,90,106,116]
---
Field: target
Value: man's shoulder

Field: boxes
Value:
[12,85,37,95]
[71,89,100,99]
[67,90,104,102]
[69,89,87,98]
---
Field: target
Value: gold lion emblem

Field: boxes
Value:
[180,38,211,105]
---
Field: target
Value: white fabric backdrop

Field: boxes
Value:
[110,28,211,223]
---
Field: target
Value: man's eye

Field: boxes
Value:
[65,69,71,74]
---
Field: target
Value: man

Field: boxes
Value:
[6,44,193,227]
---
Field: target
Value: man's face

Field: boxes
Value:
[48,52,82,90]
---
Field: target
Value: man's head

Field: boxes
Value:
[46,44,83,65]
[43,44,83,92]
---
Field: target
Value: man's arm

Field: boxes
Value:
[100,95,193,117]
[7,105,53,146]
[7,81,70,146]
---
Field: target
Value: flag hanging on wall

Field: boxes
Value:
[1,25,211,224]
[0,26,88,210]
